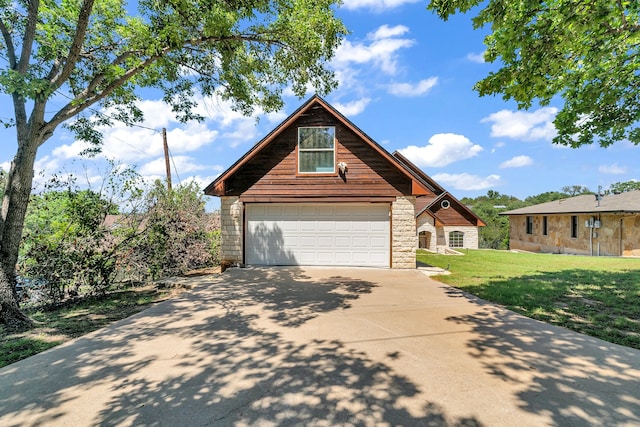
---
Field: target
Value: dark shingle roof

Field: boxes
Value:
[501,190,640,215]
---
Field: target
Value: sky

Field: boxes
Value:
[1,0,638,211]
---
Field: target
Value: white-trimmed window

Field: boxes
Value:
[449,231,464,248]
[298,127,335,173]
[526,216,534,234]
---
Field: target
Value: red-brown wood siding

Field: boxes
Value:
[223,105,412,198]
[430,197,480,226]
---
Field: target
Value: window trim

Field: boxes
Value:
[542,216,548,236]
[570,215,578,238]
[297,126,336,175]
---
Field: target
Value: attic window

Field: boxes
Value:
[298,127,335,174]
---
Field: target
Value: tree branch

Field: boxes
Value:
[50,0,96,90]
[16,0,39,73]
[42,32,284,135]
[0,18,16,69]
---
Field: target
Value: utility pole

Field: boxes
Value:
[162,127,172,191]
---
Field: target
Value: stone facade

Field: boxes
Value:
[392,196,417,268]
[220,196,243,264]
[417,214,479,252]
[509,213,640,257]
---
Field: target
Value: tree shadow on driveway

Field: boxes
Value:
[0,267,481,426]
[442,287,640,426]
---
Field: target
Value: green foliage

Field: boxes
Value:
[606,180,640,194]
[428,0,640,147]
[0,0,347,146]
[560,185,592,197]
[131,180,215,279]
[19,163,145,304]
[417,250,640,349]
[462,190,524,249]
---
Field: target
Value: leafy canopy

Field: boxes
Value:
[0,0,347,146]
[428,0,640,147]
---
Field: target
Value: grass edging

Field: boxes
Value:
[417,249,640,350]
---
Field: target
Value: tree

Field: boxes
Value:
[0,0,346,326]
[561,185,592,197]
[19,162,145,304]
[131,180,214,279]
[607,180,640,194]
[428,0,640,147]
[524,191,571,205]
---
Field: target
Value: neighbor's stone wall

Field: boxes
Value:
[392,196,417,268]
[220,196,243,264]
[509,213,640,257]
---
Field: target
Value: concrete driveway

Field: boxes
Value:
[1,267,639,426]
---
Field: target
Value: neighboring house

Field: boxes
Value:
[502,190,640,256]
[205,95,484,268]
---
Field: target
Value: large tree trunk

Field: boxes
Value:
[0,136,40,328]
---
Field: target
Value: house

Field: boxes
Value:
[393,152,485,252]
[501,190,640,256]
[204,95,484,268]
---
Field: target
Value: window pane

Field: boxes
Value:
[299,127,335,149]
[299,151,334,173]
[449,231,464,248]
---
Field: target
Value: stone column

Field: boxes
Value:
[220,196,243,265]
[392,196,417,268]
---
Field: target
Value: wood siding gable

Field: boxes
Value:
[205,95,431,201]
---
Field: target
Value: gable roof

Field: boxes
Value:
[502,190,640,215]
[391,151,486,227]
[204,95,432,196]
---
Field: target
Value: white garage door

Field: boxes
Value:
[246,203,390,267]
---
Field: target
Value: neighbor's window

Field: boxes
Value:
[449,231,464,248]
[526,216,533,234]
[298,127,335,173]
[542,216,548,236]
[571,215,578,238]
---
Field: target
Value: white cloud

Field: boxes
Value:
[334,25,414,75]
[466,51,486,63]
[398,133,483,167]
[388,77,438,97]
[598,163,628,175]
[333,98,372,116]
[500,155,533,169]
[481,107,558,141]
[432,173,502,191]
[341,0,421,11]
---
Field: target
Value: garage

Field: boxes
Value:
[245,203,390,267]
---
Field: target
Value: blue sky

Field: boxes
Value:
[1,0,638,211]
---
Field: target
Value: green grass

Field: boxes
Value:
[417,249,640,349]
[0,284,182,368]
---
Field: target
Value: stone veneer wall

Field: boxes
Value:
[220,196,243,264]
[509,213,640,257]
[416,214,437,252]
[392,196,417,268]
[442,226,479,249]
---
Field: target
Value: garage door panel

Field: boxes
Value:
[246,203,389,267]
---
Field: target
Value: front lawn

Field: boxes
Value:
[417,249,640,349]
